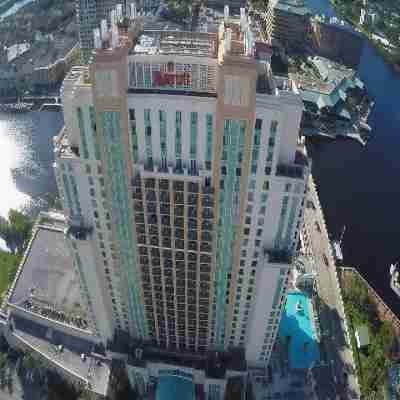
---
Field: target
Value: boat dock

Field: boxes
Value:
[302,128,367,146]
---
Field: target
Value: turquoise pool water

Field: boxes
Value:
[156,374,195,400]
[279,291,320,369]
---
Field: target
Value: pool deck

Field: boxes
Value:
[156,375,195,400]
[279,291,320,370]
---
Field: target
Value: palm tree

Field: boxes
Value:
[22,352,35,371]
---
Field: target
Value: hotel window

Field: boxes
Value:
[270,120,278,134]
[190,112,198,159]
[159,110,167,164]
[144,109,153,169]
[175,111,182,164]
[129,108,139,163]
[89,106,100,160]
[205,114,213,170]
[261,193,268,203]
[77,107,89,159]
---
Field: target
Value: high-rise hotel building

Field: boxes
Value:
[54,12,310,372]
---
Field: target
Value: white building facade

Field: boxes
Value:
[55,12,309,374]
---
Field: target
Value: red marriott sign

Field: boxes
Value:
[153,71,192,87]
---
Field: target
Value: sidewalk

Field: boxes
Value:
[301,175,361,399]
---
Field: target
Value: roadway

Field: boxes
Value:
[302,176,361,399]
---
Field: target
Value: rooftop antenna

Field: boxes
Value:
[93,28,101,49]
[116,3,123,22]
[111,25,119,48]
[240,7,246,31]
[110,9,117,29]
[224,28,231,53]
[224,5,229,22]
[100,19,108,40]
[130,3,137,19]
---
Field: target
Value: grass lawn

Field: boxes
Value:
[342,273,395,398]
[0,251,20,303]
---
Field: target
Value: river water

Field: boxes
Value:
[303,0,400,315]
[0,111,63,219]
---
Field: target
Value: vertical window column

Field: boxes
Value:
[77,107,89,159]
[190,112,198,174]
[159,110,167,170]
[267,120,278,164]
[175,111,182,171]
[251,118,262,175]
[89,106,101,161]
[205,114,213,171]
[144,109,153,171]
[275,195,289,250]
[129,109,139,164]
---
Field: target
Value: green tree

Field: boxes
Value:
[0,210,33,254]
[0,352,8,369]
[22,352,35,371]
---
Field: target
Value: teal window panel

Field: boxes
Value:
[77,107,89,159]
[144,109,153,169]
[100,110,147,338]
[129,108,139,163]
[190,111,198,159]
[175,111,182,161]
[205,113,213,169]
[159,110,167,159]
[89,106,101,161]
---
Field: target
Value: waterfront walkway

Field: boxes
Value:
[301,175,361,399]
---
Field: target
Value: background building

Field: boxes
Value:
[76,0,152,63]
[263,0,312,49]
[0,64,17,98]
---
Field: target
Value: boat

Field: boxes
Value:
[0,102,33,113]
[332,240,343,264]
[390,262,400,298]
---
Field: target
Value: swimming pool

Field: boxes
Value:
[279,291,320,370]
[156,374,195,400]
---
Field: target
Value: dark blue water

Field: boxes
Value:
[305,0,400,315]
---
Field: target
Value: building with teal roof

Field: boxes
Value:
[293,56,366,122]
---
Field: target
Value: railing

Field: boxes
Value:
[264,249,292,264]
[276,163,306,179]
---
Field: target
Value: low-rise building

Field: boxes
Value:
[0,64,17,98]
[6,42,30,62]
[0,212,111,399]
[290,56,369,136]
[13,38,78,93]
